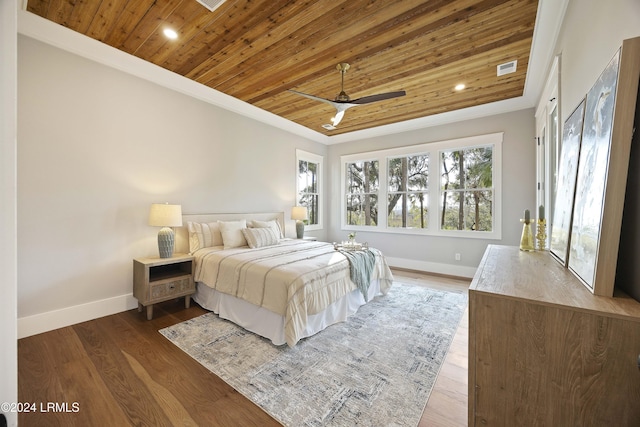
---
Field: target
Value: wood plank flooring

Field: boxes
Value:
[18,269,470,426]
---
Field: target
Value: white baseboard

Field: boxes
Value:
[18,294,139,339]
[386,257,477,279]
[18,257,476,338]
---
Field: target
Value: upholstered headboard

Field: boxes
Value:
[175,212,286,254]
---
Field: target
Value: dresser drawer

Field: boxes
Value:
[148,276,195,302]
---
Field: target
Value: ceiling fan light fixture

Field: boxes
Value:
[331,110,345,126]
[455,83,466,91]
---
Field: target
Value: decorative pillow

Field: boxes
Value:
[242,227,279,249]
[218,220,248,249]
[187,221,223,253]
[250,219,283,238]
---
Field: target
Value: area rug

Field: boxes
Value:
[159,283,467,426]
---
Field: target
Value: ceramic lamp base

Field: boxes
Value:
[157,227,175,258]
[296,220,305,239]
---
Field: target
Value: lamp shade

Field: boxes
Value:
[291,206,309,221]
[149,203,182,258]
[148,203,183,227]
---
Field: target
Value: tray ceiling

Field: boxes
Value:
[26,0,539,137]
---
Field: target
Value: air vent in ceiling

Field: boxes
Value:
[195,0,227,12]
[497,60,517,76]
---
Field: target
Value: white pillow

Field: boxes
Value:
[250,219,283,238]
[242,227,279,249]
[218,220,248,249]
[187,221,223,253]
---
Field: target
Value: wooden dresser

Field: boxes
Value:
[469,245,640,426]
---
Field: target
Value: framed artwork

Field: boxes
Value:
[550,99,585,265]
[568,37,640,296]
[569,50,620,290]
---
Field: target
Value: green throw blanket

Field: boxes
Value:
[339,249,376,300]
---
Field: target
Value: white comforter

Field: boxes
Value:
[192,239,393,346]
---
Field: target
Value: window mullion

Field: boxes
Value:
[379,157,388,231]
[432,149,441,232]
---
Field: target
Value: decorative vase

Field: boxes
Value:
[519,220,535,252]
[536,219,547,250]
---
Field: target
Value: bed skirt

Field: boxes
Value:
[192,279,383,346]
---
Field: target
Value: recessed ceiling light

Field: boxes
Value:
[455,83,466,91]
[163,28,178,40]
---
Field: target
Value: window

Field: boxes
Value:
[345,160,379,225]
[441,147,493,232]
[341,133,502,239]
[387,155,429,228]
[296,150,323,230]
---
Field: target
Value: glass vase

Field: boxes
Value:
[520,221,535,252]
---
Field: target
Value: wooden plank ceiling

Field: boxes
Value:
[27,0,539,136]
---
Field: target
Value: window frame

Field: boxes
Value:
[296,149,323,231]
[340,133,502,239]
[344,158,381,226]
[386,154,430,230]
[535,54,560,249]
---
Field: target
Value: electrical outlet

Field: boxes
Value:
[455,253,461,261]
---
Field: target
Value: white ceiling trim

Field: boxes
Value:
[17,0,567,145]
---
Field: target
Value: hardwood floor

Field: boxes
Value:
[18,269,470,426]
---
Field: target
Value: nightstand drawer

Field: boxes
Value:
[149,276,194,302]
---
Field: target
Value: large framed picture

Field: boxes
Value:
[568,37,640,296]
[569,50,620,289]
[550,99,585,265]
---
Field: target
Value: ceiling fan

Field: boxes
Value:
[289,63,406,128]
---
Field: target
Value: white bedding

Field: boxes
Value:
[191,239,393,346]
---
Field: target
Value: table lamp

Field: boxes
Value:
[291,206,308,239]
[148,203,182,258]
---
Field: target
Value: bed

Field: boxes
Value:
[174,212,393,347]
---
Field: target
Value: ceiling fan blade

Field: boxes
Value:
[288,90,339,107]
[351,90,406,104]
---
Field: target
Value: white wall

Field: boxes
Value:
[327,109,537,275]
[1,0,17,425]
[17,36,326,336]
[554,0,640,120]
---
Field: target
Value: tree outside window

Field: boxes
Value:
[297,150,322,228]
[387,155,429,228]
[345,160,379,226]
[440,147,493,231]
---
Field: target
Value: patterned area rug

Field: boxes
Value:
[160,283,467,426]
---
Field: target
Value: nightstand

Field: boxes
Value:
[133,254,195,320]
